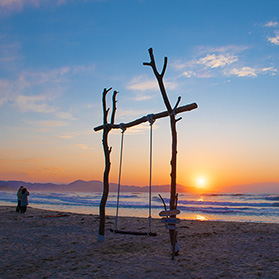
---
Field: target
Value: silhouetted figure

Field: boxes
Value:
[16,186,24,212]
[20,188,30,214]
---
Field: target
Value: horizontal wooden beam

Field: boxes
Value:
[94,102,198,132]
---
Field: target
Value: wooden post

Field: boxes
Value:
[144,48,183,258]
[98,88,117,242]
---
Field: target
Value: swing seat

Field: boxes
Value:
[110,228,157,236]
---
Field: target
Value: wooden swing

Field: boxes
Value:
[110,115,157,236]
[94,48,198,259]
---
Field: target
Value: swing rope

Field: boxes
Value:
[112,116,157,236]
[147,114,155,234]
[114,125,126,232]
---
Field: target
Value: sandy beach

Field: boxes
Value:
[1,206,279,278]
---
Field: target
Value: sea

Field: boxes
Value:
[1,191,279,224]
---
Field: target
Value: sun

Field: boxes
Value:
[196,177,207,189]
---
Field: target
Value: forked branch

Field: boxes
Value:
[143,48,172,112]
[102,87,112,125]
[111,91,118,125]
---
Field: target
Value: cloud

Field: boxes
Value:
[0,0,100,15]
[268,32,279,45]
[117,108,148,118]
[182,71,196,78]
[0,0,68,16]
[127,76,158,91]
[0,0,39,15]
[198,54,238,68]
[20,67,71,85]
[228,67,257,77]
[25,119,68,129]
[57,130,91,139]
[196,45,249,56]
[0,40,22,66]
[0,64,92,124]
[14,93,75,119]
[110,124,150,136]
[134,94,155,101]
[76,144,88,150]
[56,111,75,120]
[172,48,242,79]
[262,67,278,75]
[41,120,68,127]
[127,75,178,94]
[265,21,279,27]
[16,65,94,87]
[15,94,56,113]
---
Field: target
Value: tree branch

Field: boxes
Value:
[173,96,181,111]
[161,57,168,77]
[102,87,112,124]
[111,90,118,125]
[143,48,172,112]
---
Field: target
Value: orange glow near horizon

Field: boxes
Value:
[1,125,278,193]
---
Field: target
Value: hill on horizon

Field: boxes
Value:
[0,180,278,193]
[0,179,193,193]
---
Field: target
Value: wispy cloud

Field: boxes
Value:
[0,65,93,122]
[20,67,71,85]
[172,42,278,80]
[75,143,95,150]
[127,75,178,96]
[265,21,279,27]
[198,54,238,68]
[41,120,68,127]
[57,130,91,139]
[0,0,100,15]
[0,0,39,15]
[0,0,65,16]
[117,108,149,118]
[172,47,241,79]
[110,124,152,136]
[25,120,68,129]
[127,76,158,91]
[264,21,279,46]
[17,65,94,86]
[195,45,249,56]
[268,31,279,45]
[226,66,278,78]
[228,67,257,77]
[76,144,88,150]
[262,67,278,75]
[15,94,56,113]
[0,41,22,64]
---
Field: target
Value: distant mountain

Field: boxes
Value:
[1,180,278,193]
[0,179,194,193]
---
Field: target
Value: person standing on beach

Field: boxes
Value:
[20,188,30,214]
[16,186,24,212]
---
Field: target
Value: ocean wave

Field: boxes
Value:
[203,193,248,197]
[109,194,140,199]
[266,196,279,201]
[172,199,279,208]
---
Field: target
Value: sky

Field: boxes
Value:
[0,0,278,193]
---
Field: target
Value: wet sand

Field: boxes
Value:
[1,205,279,278]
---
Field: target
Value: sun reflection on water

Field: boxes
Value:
[196,214,207,221]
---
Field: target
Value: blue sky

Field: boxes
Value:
[0,0,278,191]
